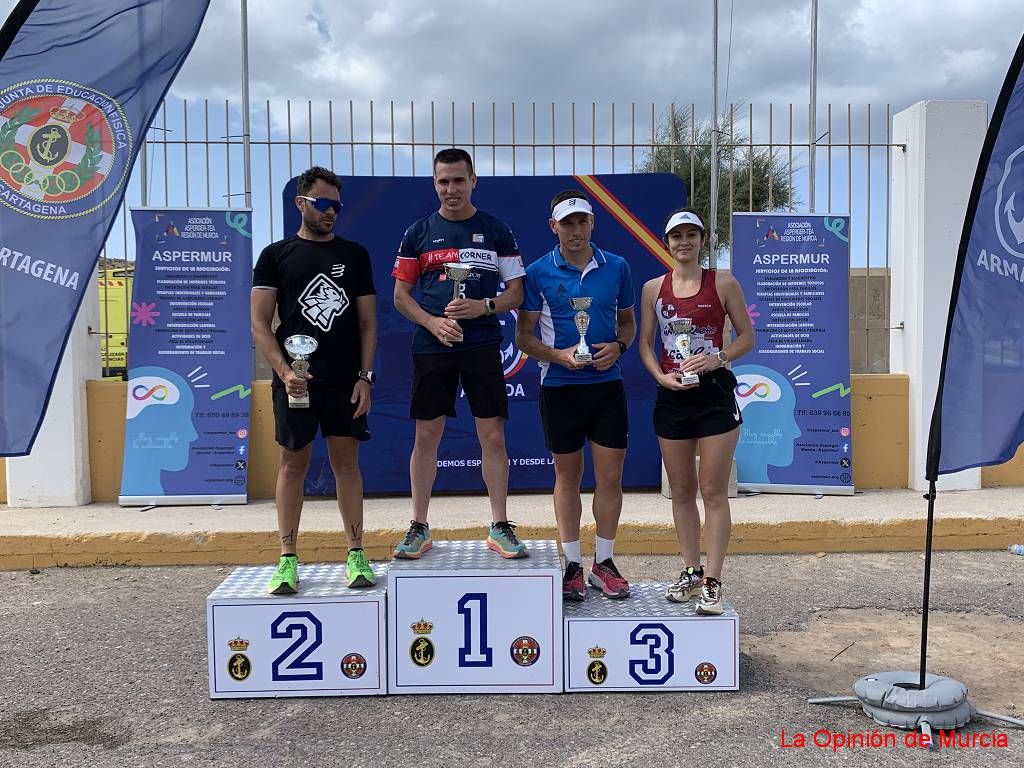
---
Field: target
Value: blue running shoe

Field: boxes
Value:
[394,520,431,559]
[487,520,528,559]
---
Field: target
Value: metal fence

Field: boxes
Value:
[98,99,901,376]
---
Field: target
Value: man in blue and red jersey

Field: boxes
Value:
[515,189,637,600]
[391,148,527,559]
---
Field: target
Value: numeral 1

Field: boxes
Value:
[457,593,493,667]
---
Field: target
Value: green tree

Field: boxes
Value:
[639,104,796,251]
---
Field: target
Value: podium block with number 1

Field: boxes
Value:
[387,540,562,694]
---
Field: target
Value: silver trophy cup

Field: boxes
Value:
[443,264,470,343]
[570,296,594,364]
[667,319,700,386]
[283,334,318,408]
[444,263,471,302]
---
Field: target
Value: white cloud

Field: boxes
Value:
[0,0,1020,116]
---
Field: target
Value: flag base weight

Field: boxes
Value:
[809,671,1023,750]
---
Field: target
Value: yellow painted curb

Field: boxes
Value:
[1,517,1021,569]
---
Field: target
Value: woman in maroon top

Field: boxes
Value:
[638,207,754,614]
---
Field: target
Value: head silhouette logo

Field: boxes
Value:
[120,367,198,496]
[732,365,801,484]
[996,144,1024,258]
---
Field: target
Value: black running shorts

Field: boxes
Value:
[410,343,508,420]
[653,367,742,440]
[272,382,371,450]
[539,379,629,454]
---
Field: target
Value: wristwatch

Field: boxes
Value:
[358,369,376,385]
[483,297,497,315]
[716,350,729,365]
[616,340,628,355]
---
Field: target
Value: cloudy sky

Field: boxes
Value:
[5,0,1016,109]
[165,0,1020,111]
[2,0,1021,262]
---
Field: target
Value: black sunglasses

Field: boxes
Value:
[299,195,342,214]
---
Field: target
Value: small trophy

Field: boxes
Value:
[667,319,700,386]
[283,334,318,408]
[570,297,593,364]
[442,263,470,342]
[444,263,471,301]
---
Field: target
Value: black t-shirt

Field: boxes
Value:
[253,234,375,386]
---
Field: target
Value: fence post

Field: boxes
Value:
[890,100,987,491]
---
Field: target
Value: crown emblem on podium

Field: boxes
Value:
[411,618,434,635]
[587,646,607,659]
[227,636,250,651]
[49,106,85,124]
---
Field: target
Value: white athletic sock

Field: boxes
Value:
[562,540,582,566]
[595,536,615,564]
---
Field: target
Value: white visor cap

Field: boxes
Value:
[551,197,594,221]
[664,210,705,235]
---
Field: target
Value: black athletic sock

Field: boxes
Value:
[281,553,297,559]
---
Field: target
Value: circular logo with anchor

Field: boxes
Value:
[410,637,435,667]
[587,660,608,685]
[0,79,131,219]
[227,653,251,682]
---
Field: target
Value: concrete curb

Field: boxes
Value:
[2,516,1021,569]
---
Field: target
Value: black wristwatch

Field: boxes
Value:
[358,369,376,386]
[616,340,628,355]
[483,297,497,315]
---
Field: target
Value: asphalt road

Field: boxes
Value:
[1,551,1021,767]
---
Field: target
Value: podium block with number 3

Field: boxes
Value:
[563,583,739,692]
[387,540,562,694]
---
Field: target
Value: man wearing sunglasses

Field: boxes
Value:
[252,166,378,595]
[392,148,527,560]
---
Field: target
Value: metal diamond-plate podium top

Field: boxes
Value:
[562,582,738,618]
[388,539,560,571]
[208,562,389,600]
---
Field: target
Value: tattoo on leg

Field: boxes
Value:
[281,529,296,547]
[349,522,363,540]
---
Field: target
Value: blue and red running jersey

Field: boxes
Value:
[392,210,525,354]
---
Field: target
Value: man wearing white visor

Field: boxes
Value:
[516,189,637,600]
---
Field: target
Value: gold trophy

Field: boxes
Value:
[667,319,700,386]
[570,297,594,364]
[283,334,318,408]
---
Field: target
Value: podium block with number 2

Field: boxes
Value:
[387,540,562,694]
[207,563,387,698]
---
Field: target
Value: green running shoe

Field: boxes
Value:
[393,520,432,559]
[487,520,528,559]
[268,555,298,595]
[346,549,376,588]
